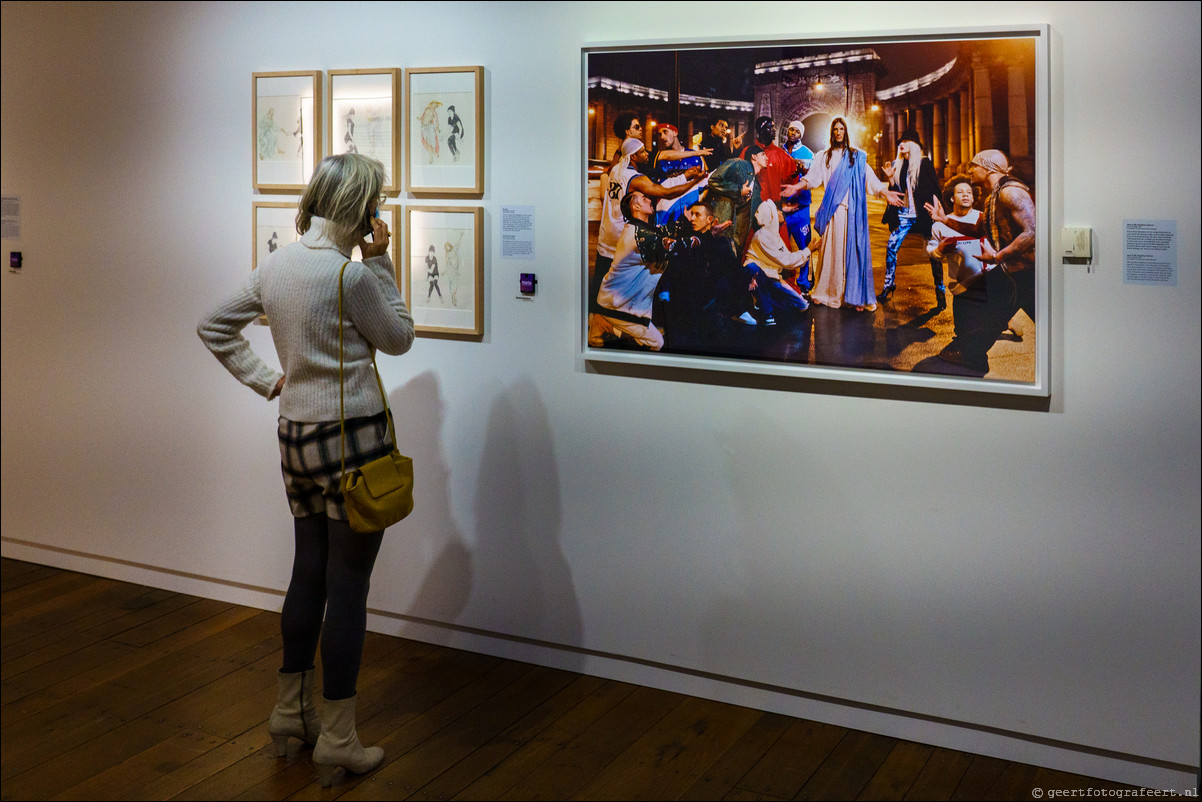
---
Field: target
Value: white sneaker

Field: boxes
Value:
[736,312,757,325]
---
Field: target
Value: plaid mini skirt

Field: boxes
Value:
[278,411,394,520]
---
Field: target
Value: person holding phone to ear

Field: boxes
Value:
[198,153,413,787]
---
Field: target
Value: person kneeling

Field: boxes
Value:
[741,200,818,326]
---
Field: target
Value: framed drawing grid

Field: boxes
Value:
[582,26,1050,397]
[253,71,322,192]
[404,66,484,196]
[328,68,401,193]
[404,205,484,337]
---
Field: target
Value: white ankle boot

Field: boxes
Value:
[267,668,321,756]
[312,693,383,787]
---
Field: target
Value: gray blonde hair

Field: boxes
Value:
[296,153,385,252]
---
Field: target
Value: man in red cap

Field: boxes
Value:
[650,123,709,182]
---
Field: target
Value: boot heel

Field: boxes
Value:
[271,733,290,757]
[315,763,337,787]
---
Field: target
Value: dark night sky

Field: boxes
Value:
[588,39,964,101]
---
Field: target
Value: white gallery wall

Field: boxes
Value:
[2,0,1198,790]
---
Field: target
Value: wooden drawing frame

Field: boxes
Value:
[253,70,321,192]
[404,205,484,337]
[328,68,402,194]
[404,66,484,196]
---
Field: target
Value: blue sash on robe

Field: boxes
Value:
[815,149,874,307]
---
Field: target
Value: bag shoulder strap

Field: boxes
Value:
[339,261,397,477]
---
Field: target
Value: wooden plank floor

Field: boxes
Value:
[0,557,1170,801]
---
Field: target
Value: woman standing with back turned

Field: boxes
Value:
[197,153,414,787]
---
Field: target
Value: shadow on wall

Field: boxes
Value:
[389,371,473,624]
[392,374,583,669]
[462,377,583,667]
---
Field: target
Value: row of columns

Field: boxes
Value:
[885,59,1030,177]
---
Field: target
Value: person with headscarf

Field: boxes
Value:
[591,137,706,311]
[589,188,689,350]
[924,149,1036,372]
[788,117,904,311]
[877,130,945,307]
[741,200,819,325]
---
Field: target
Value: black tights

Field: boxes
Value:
[280,513,383,700]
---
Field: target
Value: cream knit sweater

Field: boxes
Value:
[198,218,414,422]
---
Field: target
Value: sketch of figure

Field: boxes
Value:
[444,230,464,306]
[343,107,357,153]
[365,105,385,153]
[257,107,284,160]
[418,101,442,163]
[292,111,304,156]
[446,105,465,163]
[267,231,280,253]
[425,244,442,302]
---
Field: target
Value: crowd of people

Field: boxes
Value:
[588,109,1036,374]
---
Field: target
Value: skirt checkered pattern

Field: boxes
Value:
[278,411,394,520]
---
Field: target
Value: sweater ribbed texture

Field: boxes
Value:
[198,218,414,422]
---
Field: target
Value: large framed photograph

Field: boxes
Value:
[583,26,1049,396]
[254,71,321,192]
[328,68,401,193]
[404,205,484,337]
[404,66,484,196]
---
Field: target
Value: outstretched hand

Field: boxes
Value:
[883,189,906,207]
[924,197,948,222]
[979,238,1000,264]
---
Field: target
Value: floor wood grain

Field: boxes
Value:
[0,558,1175,800]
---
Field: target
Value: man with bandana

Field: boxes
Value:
[924,149,1036,372]
[592,138,705,312]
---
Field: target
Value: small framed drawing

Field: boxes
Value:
[253,201,299,269]
[254,71,321,192]
[328,68,401,193]
[405,206,484,337]
[404,66,484,196]
[252,200,299,325]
